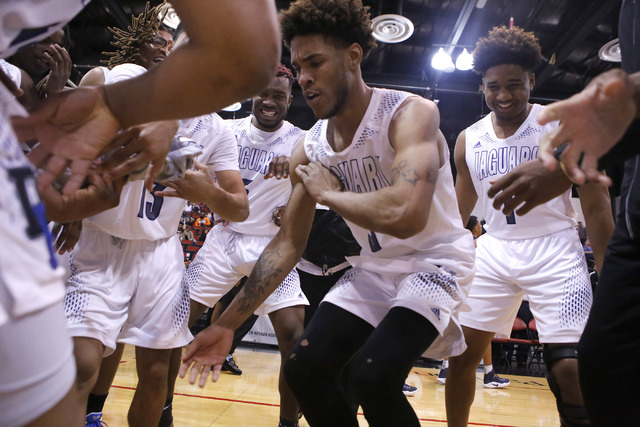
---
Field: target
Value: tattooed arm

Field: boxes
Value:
[297,96,441,239]
[180,143,316,387]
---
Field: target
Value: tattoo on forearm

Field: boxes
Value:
[391,160,421,186]
[236,250,284,313]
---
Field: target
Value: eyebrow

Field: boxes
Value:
[292,52,321,67]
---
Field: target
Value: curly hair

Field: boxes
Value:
[472,25,542,75]
[102,1,169,69]
[276,63,295,89]
[280,0,377,59]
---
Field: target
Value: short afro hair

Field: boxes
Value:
[276,63,295,89]
[472,25,542,75]
[280,0,377,59]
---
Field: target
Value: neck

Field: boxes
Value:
[329,79,373,140]
[492,103,533,138]
[251,116,284,132]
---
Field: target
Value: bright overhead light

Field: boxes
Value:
[431,48,455,73]
[455,48,474,71]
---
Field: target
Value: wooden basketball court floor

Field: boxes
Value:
[101,344,559,426]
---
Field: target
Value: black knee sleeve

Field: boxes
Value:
[543,345,588,426]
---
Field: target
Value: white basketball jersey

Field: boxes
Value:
[226,116,304,236]
[0,83,64,325]
[0,0,85,59]
[304,88,475,275]
[465,104,576,239]
[87,64,240,240]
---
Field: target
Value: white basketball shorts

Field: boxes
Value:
[64,226,192,354]
[187,225,308,315]
[323,265,471,360]
[459,227,592,343]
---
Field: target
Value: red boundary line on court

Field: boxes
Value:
[111,385,519,426]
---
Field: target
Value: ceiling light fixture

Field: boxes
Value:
[371,14,414,43]
[598,38,621,62]
[431,48,456,72]
[222,102,242,112]
[455,48,474,71]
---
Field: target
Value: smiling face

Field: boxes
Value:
[136,30,174,70]
[291,34,352,120]
[482,63,534,124]
[251,75,293,131]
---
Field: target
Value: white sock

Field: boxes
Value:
[441,359,449,369]
[484,364,493,374]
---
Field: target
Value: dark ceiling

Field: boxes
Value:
[66,0,622,146]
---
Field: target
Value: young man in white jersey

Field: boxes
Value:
[169,63,308,427]
[179,1,475,426]
[447,26,612,427]
[64,20,250,427]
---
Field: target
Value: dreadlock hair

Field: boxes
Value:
[472,25,542,76]
[280,0,377,59]
[276,63,295,89]
[102,1,169,69]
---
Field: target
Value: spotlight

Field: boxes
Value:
[431,48,455,73]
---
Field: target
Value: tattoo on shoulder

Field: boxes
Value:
[237,250,284,313]
[425,166,438,184]
[391,160,420,186]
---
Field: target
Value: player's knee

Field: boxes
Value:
[544,345,588,426]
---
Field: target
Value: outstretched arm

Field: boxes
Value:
[180,143,316,387]
[537,69,640,185]
[298,97,440,239]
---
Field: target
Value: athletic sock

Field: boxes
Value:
[86,392,108,414]
[484,364,493,374]
[441,359,449,369]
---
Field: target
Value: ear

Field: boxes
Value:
[529,72,536,90]
[346,42,363,70]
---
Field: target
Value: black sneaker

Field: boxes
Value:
[483,370,510,388]
[222,353,242,375]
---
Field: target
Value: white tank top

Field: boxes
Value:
[87,64,240,240]
[304,88,475,275]
[465,103,576,239]
[226,116,304,236]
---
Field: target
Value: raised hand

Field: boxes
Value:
[537,69,637,185]
[179,324,234,387]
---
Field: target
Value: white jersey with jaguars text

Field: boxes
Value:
[86,64,239,240]
[304,87,475,276]
[226,116,304,236]
[465,103,576,240]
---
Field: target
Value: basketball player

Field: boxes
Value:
[1,1,279,425]
[446,25,611,426]
[64,19,249,427]
[488,1,640,422]
[170,64,308,427]
[179,1,475,426]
